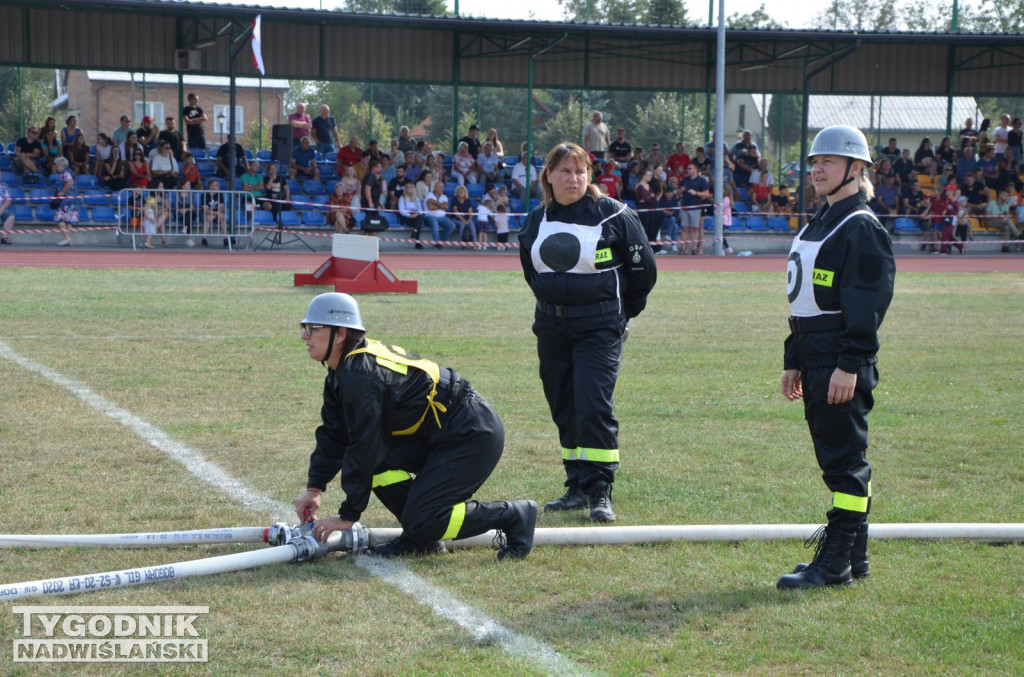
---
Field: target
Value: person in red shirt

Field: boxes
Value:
[666,142,691,176]
[595,161,621,199]
[337,136,363,174]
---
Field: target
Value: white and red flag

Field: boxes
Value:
[251,15,265,76]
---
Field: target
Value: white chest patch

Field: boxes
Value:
[531,218,602,274]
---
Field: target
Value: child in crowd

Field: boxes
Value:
[141,196,167,249]
[476,198,494,247]
[493,203,510,250]
[954,196,972,252]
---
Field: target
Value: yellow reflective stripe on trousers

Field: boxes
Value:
[372,469,412,488]
[441,502,466,540]
[832,491,869,513]
[564,447,620,463]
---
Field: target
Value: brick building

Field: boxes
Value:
[64,70,290,150]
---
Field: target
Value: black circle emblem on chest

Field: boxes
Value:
[539,232,582,272]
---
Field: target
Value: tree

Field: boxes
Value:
[766,94,804,162]
[533,96,584,154]
[728,4,783,29]
[344,0,448,14]
[809,0,897,31]
[338,101,392,147]
[557,0,688,26]
[0,68,55,142]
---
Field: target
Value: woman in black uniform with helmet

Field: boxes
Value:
[292,292,537,560]
[776,125,896,590]
[518,142,657,523]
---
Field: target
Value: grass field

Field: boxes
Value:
[1,266,1023,676]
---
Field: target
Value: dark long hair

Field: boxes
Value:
[539,142,602,207]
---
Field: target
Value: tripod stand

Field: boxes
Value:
[258,209,315,251]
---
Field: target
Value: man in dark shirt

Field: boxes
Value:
[158,117,185,162]
[458,124,481,159]
[893,148,915,185]
[609,128,632,170]
[183,93,207,150]
[879,137,901,163]
[961,172,988,215]
[386,165,411,209]
[137,116,158,155]
[215,139,247,180]
[15,127,43,174]
[311,105,341,156]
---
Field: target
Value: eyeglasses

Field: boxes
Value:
[299,323,327,336]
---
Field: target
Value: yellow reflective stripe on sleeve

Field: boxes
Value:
[576,447,619,463]
[374,356,408,374]
[441,502,466,540]
[371,469,412,488]
[832,491,869,513]
[561,448,577,461]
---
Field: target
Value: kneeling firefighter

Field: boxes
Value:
[776,125,896,590]
[293,292,537,559]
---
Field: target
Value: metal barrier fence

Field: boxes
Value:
[115,188,255,251]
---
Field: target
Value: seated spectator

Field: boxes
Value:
[339,165,362,211]
[935,163,957,191]
[667,142,690,176]
[772,184,793,215]
[511,152,541,200]
[995,148,1021,193]
[241,160,264,201]
[388,139,405,170]
[111,115,133,148]
[476,142,502,188]
[201,178,228,247]
[136,116,159,155]
[901,179,928,220]
[215,140,247,180]
[0,181,14,244]
[978,145,999,188]
[647,143,667,171]
[127,147,151,188]
[337,136,363,171]
[14,127,44,174]
[100,146,126,192]
[595,161,622,199]
[149,140,179,190]
[423,180,456,247]
[180,152,201,188]
[879,137,901,163]
[403,152,422,184]
[485,128,504,157]
[748,158,774,188]
[873,157,897,188]
[893,148,915,185]
[93,133,114,181]
[986,188,1021,252]
[750,172,773,212]
[658,174,681,254]
[119,131,145,170]
[40,128,62,174]
[175,180,199,247]
[386,164,410,210]
[961,172,988,215]
[66,132,90,176]
[397,182,425,248]
[261,162,289,216]
[874,174,900,231]
[327,182,351,234]
[935,136,956,173]
[380,154,396,184]
[451,184,476,242]
[60,115,84,157]
[289,136,320,182]
[365,139,383,163]
[424,153,444,185]
[913,137,937,178]
[353,151,370,184]
[158,117,185,163]
[492,184,510,210]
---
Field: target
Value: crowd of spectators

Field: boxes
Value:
[5,102,1024,253]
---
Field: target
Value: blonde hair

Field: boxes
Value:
[539,142,603,207]
[454,185,468,200]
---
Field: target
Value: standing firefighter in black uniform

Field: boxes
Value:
[776,125,896,590]
[519,142,657,523]
[292,292,538,560]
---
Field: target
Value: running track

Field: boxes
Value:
[1,249,1023,273]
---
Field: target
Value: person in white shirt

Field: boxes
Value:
[511,152,541,199]
[423,180,456,247]
[398,182,426,249]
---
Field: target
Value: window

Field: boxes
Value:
[738,105,746,129]
[134,101,165,125]
[213,105,245,135]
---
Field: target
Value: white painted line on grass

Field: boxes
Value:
[0,339,589,676]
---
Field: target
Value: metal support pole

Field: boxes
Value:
[712,0,725,256]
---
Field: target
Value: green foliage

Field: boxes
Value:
[0,67,54,142]
[533,95,584,154]
[727,3,784,29]
[339,101,393,146]
[767,94,804,151]
[245,117,271,152]
[344,0,449,15]
[557,0,689,26]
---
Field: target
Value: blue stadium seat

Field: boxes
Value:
[383,211,400,227]
[75,174,99,190]
[325,151,338,164]
[735,186,749,203]
[83,189,110,206]
[894,217,918,233]
[256,150,272,162]
[0,155,10,171]
[444,182,458,197]
[7,187,24,200]
[1,171,18,186]
[91,206,118,222]
[704,216,715,230]
[303,180,326,195]
[244,150,254,160]
[190,149,207,160]
[196,161,215,177]
[325,180,338,194]
[745,215,768,231]
[286,179,301,195]
[301,211,326,227]
[13,204,33,220]
[48,174,67,188]
[312,195,330,206]
[36,205,56,221]
[768,216,792,231]
[733,202,749,214]
[467,183,486,198]
[279,211,301,227]
[29,188,51,201]
[252,210,276,226]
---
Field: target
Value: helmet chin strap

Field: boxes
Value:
[321,326,339,367]
[826,157,857,196]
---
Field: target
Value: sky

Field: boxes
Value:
[204,0,983,29]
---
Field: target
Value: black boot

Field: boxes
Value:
[370,532,446,558]
[494,500,538,560]
[792,521,869,579]
[588,482,616,523]
[544,484,587,511]
[777,524,856,589]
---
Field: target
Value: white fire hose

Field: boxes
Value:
[3,522,1022,601]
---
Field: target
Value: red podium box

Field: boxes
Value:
[294,234,417,293]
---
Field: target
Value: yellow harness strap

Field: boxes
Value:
[347,339,447,435]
